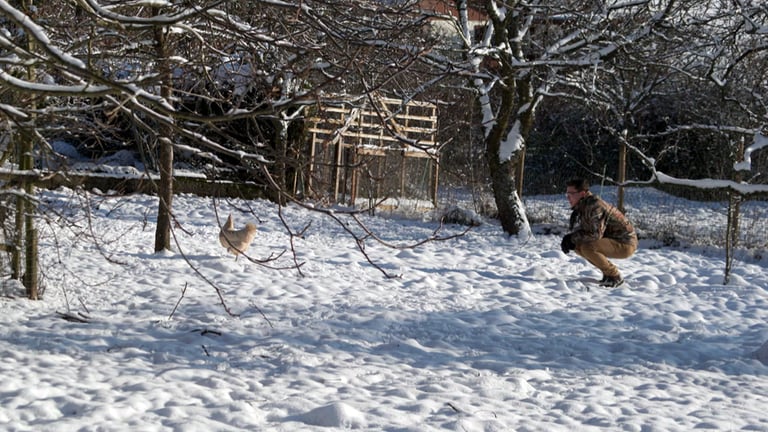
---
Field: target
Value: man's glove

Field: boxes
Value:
[561,234,575,254]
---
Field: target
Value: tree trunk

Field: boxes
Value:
[487,153,526,235]
[14,129,38,299]
[12,190,23,281]
[154,136,174,253]
[483,73,536,236]
[153,14,174,252]
[271,117,288,206]
[470,4,538,237]
[20,0,38,298]
[23,223,38,299]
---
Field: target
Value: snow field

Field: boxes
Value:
[0,188,766,431]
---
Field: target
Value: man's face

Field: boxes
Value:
[566,187,586,207]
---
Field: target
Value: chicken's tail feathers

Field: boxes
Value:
[223,213,234,230]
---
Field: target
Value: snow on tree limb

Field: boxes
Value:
[734,133,768,172]
[653,172,768,195]
[0,70,113,96]
[622,138,768,196]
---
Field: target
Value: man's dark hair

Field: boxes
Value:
[566,178,590,192]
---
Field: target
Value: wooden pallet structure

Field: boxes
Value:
[305,95,439,211]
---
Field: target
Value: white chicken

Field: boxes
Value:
[218,214,257,256]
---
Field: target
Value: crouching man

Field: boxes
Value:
[561,178,638,287]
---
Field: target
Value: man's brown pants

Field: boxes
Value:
[575,238,637,278]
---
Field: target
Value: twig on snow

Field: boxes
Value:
[168,282,188,320]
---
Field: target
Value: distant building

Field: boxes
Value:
[418,0,488,42]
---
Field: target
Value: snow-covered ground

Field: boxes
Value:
[1,187,767,431]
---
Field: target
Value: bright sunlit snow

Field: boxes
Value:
[1,187,767,431]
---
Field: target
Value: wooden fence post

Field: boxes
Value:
[725,137,745,285]
[618,129,627,213]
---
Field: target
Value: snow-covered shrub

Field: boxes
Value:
[440,205,483,227]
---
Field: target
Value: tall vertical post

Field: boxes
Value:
[725,137,745,284]
[617,129,628,214]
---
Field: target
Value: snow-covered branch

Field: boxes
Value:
[652,172,768,195]
[734,133,768,172]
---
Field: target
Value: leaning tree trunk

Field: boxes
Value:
[465,0,539,237]
[487,151,526,235]
[153,16,174,252]
[484,98,524,236]
[483,73,536,237]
